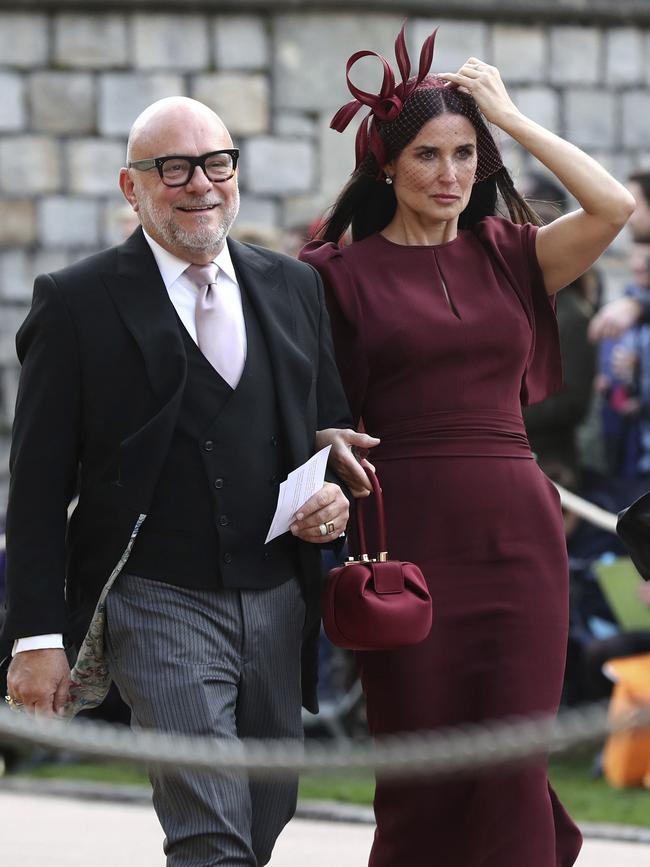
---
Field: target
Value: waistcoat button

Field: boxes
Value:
[219,515,230,526]
[203,440,214,452]
[223,552,232,564]
[214,478,224,489]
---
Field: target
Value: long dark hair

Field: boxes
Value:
[317,85,541,243]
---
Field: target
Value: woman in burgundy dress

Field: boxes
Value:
[301,23,634,867]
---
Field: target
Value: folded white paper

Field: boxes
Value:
[265,445,332,543]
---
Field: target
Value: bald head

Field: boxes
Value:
[126,97,232,163]
[119,96,239,263]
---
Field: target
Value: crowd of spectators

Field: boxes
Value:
[521,170,650,710]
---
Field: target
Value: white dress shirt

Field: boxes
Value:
[14,231,246,655]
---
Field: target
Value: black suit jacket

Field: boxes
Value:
[2,228,352,711]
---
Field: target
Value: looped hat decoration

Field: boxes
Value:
[329,20,503,183]
[330,21,438,170]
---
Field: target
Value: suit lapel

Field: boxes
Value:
[103,228,186,406]
[101,228,187,511]
[228,239,312,462]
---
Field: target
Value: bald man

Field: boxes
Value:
[3,97,353,866]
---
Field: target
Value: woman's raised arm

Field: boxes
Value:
[439,59,636,294]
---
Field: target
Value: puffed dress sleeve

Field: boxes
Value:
[474,217,563,407]
[299,241,368,425]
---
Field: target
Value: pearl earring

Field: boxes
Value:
[385,176,393,185]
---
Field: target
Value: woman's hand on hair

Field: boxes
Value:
[438,58,519,128]
[315,427,380,497]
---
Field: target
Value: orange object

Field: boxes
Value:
[602,652,650,789]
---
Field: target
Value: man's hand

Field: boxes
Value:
[290,481,350,543]
[588,297,642,342]
[315,428,380,497]
[7,648,71,717]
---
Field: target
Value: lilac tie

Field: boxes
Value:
[185,262,245,388]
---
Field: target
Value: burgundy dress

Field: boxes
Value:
[301,218,583,867]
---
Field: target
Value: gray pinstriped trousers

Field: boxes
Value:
[104,572,306,867]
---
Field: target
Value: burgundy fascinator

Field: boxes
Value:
[330,21,503,182]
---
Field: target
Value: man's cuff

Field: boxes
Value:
[13,634,65,656]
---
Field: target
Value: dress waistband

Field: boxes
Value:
[368,409,533,460]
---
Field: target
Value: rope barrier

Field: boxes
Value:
[0,701,648,779]
[554,484,619,533]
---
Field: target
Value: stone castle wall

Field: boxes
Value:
[1,4,650,507]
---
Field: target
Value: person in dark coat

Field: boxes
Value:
[2,97,354,867]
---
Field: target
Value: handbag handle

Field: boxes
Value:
[355,465,388,559]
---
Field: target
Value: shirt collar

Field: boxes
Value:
[141,228,239,289]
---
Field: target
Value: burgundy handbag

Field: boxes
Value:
[322,467,433,651]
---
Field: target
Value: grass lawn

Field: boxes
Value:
[11,746,650,828]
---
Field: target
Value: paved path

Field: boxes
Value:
[1,790,649,866]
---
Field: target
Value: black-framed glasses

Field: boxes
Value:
[128,149,239,186]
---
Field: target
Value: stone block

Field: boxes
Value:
[0,137,62,195]
[98,74,185,136]
[1,368,19,443]
[564,89,616,149]
[1,362,18,409]
[34,249,73,281]
[499,139,529,182]
[67,140,126,195]
[275,113,316,138]
[622,90,650,148]
[243,137,314,195]
[587,150,632,191]
[511,88,560,134]
[38,198,100,248]
[102,199,141,247]
[410,19,489,71]
[0,368,19,436]
[273,13,403,112]
[0,200,36,248]
[606,28,644,85]
[0,13,48,68]
[550,27,601,85]
[0,249,70,306]
[133,15,211,70]
[29,73,95,134]
[0,72,25,132]
[191,74,269,137]
[53,14,129,68]
[0,305,28,360]
[0,248,70,303]
[492,26,545,83]
[0,250,31,302]
[214,15,269,71]
[235,195,279,231]
[317,112,357,198]
[282,193,331,233]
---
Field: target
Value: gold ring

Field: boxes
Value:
[319,523,328,537]
[4,695,24,712]
[326,521,336,535]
